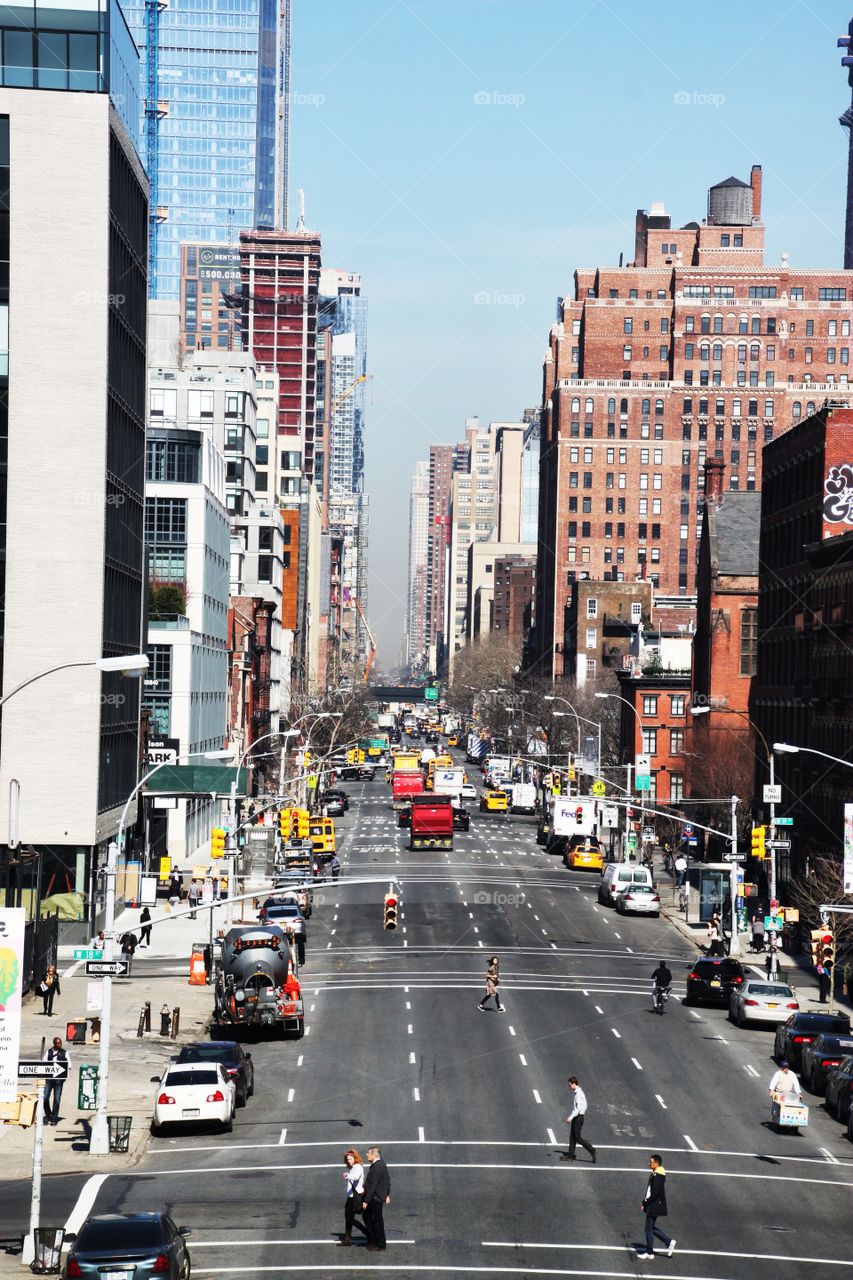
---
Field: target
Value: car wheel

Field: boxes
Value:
[237,1085,247,1109]
[247,1074,255,1098]
[737,1007,746,1028]
[684,994,695,1007]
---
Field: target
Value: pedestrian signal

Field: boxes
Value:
[750,825,766,860]
[383,893,398,931]
[210,827,226,859]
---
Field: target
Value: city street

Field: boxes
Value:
[31,766,853,1279]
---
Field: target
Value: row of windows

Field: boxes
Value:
[569,545,666,565]
[591,283,846,302]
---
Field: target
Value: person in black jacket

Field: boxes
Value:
[38,965,61,1016]
[361,1146,391,1251]
[637,1153,675,1260]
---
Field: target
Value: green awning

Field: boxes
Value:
[146,765,248,796]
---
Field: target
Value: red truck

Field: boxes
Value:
[409,794,454,851]
[392,770,424,811]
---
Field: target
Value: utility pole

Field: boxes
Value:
[729,794,741,957]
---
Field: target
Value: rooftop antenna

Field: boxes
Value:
[837,17,853,267]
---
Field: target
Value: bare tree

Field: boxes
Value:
[682,732,754,850]
[788,856,853,954]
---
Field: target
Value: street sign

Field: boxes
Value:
[776,817,794,826]
[764,915,784,932]
[85,960,129,978]
[763,784,782,804]
[18,1060,68,1081]
[688,837,698,847]
[591,780,606,797]
[72,949,103,961]
[766,839,792,850]
[634,754,651,790]
[683,824,694,837]
[723,853,746,862]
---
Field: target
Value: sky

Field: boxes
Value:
[291,0,853,664]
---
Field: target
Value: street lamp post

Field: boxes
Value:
[88,747,232,1155]
[596,691,644,862]
[0,652,149,711]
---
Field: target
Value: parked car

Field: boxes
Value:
[64,1214,192,1280]
[480,789,508,813]
[451,805,470,832]
[152,1063,235,1133]
[774,1011,852,1069]
[728,979,798,1027]
[564,839,605,872]
[824,1056,853,1123]
[684,956,746,1006]
[615,883,661,916]
[176,1040,255,1107]
[801,1033,853,1093]
[598,863,654,906]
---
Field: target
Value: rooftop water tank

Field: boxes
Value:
[707,176,752,226]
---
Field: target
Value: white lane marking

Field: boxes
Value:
[684,1134,697,1151]
[613,932,621,940]
[418,1126,426,1143]
[546,1128,557,1145]
[582,989,589,997]
[631,1058,642,1071]
[326,941,332,949]
[64,1173,109,1235]
[821,1147,839,1164]
[534,915,539,921]
[406,1001,411,1009]
[278,1128,287,1146]
[626,947,633,954]
[744,1064,760,1078]
[532,1090,542,1104]
[413,1088,420,1102]
[296,1056,303,1067]
[611,1028,621,1039]
[594,1006,604,1015]
[304,1026,310,1035]
[519,1054,528,1067]
[287,1088,295,1103]
[689,1009,702,1020]
[715,1033,728,1045]
[409,1052,416,1064]
[404,940,408,948]
[405,986,409,993]
[309,1003,315,1012]
[478,940,484,947]
[508,1025,516,1036]
[407,1024,413,1034]
[550,942,558,949]
[482,1242,853,1268]
[655,1094,667,1110]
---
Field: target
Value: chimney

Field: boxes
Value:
[750,164,762,220]
[705,457,725,506]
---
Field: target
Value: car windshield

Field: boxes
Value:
[165,1069,220,1087]
[178,1045,234,1062]
[265,902,300,914]
[747,984,792,997]
[76,1219,165,1251]
[818,1036,853,1052]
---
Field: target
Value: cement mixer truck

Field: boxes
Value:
[213,925,304,1037]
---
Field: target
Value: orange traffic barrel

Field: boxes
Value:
[189,946,207,985]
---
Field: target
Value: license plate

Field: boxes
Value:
[710,980,720,987]
[104,1271,134,1279]
[182,1108,200,1118]
[767,1003,778,1008]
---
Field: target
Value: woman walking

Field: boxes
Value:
[477,955,504,1012]
[38,965,60,1016]
[139,906,152,948]
[338,1148,365,1246]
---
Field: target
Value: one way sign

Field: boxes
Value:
[18,1060,68,1081]
[85,959,129,977]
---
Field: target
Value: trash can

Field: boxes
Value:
[107,1115,132,1153]
[31,1226,64,1274]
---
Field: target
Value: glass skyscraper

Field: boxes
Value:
[125,0,279,298]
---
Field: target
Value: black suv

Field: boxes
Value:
[320,788,350,810]
[176,1041,255,1107]
[451,806,470,832]
[801,1033,853,1094]
[684,957,745,1006]
[774,1011,851,1070]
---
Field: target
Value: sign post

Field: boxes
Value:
[19,1044,65,1265]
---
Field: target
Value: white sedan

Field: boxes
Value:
[461,783,477,801]
[153,1063,236,1133]
[729,979,799,1028]
[614,883,661,916]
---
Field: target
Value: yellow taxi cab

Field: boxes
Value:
[447,734,458,747]
[479,789,508,813]
[309,816,336,857]
[564,839,605,871]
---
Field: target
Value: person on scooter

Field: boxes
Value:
[651,959,672,1010]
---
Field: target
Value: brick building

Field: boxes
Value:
[492,555,536,640]
[228,597,276,786]
[750,404,853,882]
[616,666,692,807]
[533,167,853,678]
[564,579,653,687]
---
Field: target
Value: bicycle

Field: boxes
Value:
[653,985,670,1015]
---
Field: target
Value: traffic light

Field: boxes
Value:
[750,825,766,860]
[291,808,310,838]
[347,748,357,765]
[279,808,292,838]
[568,767,576,782]
[811,928,834,965]
[575,806,585,824]
[210,827,226,859]
[383,893,398,930]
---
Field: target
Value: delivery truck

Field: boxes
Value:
[510,782,537,815]
[392,769,425,810]
[409,794,454,851]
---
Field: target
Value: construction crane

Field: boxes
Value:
[353,596,377,684]
[329,373,372,417]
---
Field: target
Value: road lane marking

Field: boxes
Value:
[715,1033,728,1045]
[413,1088,420,1102]
[611,1028,621,1039]
[419,1126,426,1143]
[744,1064,760,1078]
[631,1058,642,1071]
[287,1088,295,1102]
[613,932,621,939]
[508,1025,516,1036]
[519,1054,528,1066]
[296,1056,303,1067]
[684,1135,697,1151]
[406,1001,411,1009]
[278,1128,287,1146]
[409,1052,416,1064]
[532,1090,542,1104]
[64,1173,110,1236]
[594,1006,604,1014]
[546,1128,557,1145]
[655,1094,667,1109]
[820,1147,839,1164]
[689,1009,702,1019]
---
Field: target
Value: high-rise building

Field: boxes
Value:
[406,460,430,670]
[426,441,464,671]
[0,7,147,919]
[533,168,853,678]
[179,243,242,354]
[126,0,283,298]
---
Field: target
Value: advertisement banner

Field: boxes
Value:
[0,908,26,1102]
[845,804,853,895]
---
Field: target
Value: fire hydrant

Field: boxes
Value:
[160,1003,171,1037]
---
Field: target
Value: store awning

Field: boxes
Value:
[146,765,248,797]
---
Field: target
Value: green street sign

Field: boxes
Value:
[635,776,651,792]
[73,949,103,961]
[425,686,439,702]
[775,817,794,827]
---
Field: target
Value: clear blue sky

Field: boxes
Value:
[291,0,853,664]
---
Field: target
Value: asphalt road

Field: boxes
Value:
[15,753,853,1278]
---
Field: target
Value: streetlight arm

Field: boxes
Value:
[773,743,853,769]
[0,660,101,711]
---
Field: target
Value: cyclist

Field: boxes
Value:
[651,960,673,1012]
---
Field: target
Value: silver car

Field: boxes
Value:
[614,883,661,916]
[729,979,799,1027]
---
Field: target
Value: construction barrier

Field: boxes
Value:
[189,946,207,985]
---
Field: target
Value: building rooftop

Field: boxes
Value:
[712,175,750,190]
[713,491,762,576]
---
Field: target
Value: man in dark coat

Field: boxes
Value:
[637,1153,675,1260]
[361,1146,391,1251]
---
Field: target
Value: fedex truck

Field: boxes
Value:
[552,797,597,838]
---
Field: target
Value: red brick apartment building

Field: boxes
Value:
[532,166,853,678]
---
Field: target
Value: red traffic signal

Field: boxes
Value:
[383,894,398,931]
[575,807,584,823]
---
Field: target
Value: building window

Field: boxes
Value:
[586,657,596,677]
[585,627,597,649]
[670,729,684,755]
[820,287,847,301]
[642,729,657,755]
[642,695,658,716]
[740,606,758,675]
[670,773,684,803]
[670,694,685,716]
[586,597,598,618]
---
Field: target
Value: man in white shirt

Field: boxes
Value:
[769,1061,801,1099]
[562,1075,597,1163]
